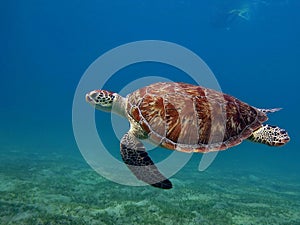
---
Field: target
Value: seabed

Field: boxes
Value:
[1,148,300,225]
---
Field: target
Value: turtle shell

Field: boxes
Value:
[126,82,267,153]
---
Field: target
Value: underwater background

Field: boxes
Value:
[1,0,300,224]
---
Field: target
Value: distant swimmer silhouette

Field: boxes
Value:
[228,8,250,21]
[210,4,250,29]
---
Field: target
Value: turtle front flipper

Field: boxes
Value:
[248,124,290,146]
[120,132,172,189]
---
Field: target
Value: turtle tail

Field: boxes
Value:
[248,124,290,146]
[258,108,282,114]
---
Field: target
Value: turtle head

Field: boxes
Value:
[85,90,117,112]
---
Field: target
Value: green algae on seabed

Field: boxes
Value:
[0,150,300,225]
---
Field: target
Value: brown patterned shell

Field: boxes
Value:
[126,82,267,153]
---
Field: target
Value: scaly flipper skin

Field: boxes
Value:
[248,124,290,146]
[120,132,172,189]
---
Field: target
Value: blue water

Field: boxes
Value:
[1,0,300,224]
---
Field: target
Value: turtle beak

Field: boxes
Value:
[85,92,96,105]
[85,94,92,103]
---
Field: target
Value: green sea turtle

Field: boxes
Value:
[86,82,290,189]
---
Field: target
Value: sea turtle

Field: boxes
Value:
[86,82,290,189]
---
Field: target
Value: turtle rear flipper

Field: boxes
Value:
[120,132,172,189]
[248,124,290,146]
